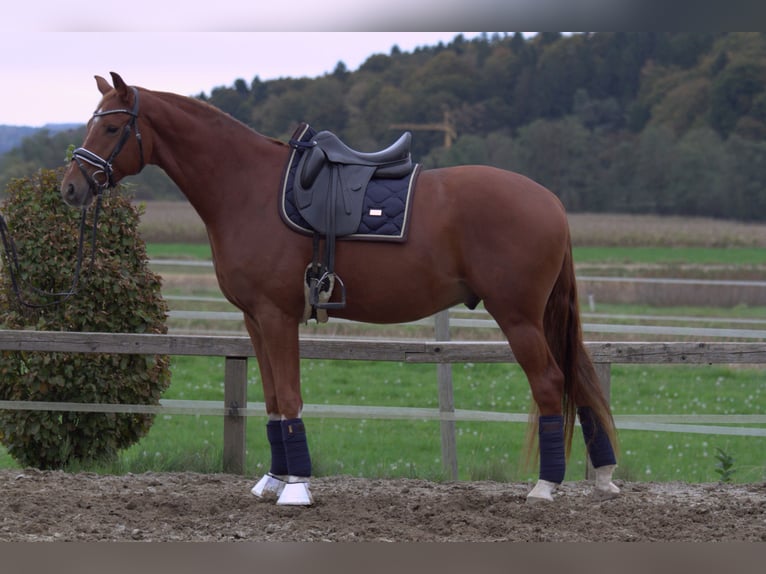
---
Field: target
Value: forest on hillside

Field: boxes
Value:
[2,32,766,220]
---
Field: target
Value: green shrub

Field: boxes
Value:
[0,167,170,469]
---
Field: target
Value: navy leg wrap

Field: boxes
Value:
[578,407,616,468]
[282,418,312,477]
[538,415,566,483]
[266,420,288,475]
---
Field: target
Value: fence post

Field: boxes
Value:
[435,309,459,481]
[586,362,612,480]
[223,356,248,474]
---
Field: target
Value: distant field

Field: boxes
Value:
[567,213,766,248]
[137,201,766,248]
[573,246,766,266]
[137,201,208,243]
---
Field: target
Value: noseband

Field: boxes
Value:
[71,86,145,195]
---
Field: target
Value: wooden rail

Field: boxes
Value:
[3,330,766,362]
[1,329,764,475]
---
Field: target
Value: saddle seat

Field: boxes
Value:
[315,130,412,168]
[300,131,413,189]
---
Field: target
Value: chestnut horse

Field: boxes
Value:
[60,73,619,506]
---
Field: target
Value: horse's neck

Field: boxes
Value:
[146,91,286,225]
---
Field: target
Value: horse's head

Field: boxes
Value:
[61,72,147,208]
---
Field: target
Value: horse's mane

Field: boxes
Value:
[145,88,287,148]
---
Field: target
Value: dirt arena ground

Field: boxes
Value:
[1,469,764,542]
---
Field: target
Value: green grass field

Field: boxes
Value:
[146,242,212,260]
[2,356,762,483]
[146,242,766,268]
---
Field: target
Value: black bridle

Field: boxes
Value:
[71,86,145,195]
[0,87,145,308]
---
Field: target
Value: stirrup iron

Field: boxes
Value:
[311,271,346,310]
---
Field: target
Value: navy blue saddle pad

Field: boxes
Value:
[279,123,420,242]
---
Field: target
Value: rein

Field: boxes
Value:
[0,194,103,308]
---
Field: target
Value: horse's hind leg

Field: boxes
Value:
[577,406,619,499]
[490,312,567,503]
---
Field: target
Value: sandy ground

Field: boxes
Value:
[1,469,764,542]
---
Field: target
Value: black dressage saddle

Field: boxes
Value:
[294,130,413,236]
[290,129,414,313]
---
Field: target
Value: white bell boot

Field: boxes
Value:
[526,479,558,504]
[251,473,287,499]
[276,476,314,506]
[592,464,620,500]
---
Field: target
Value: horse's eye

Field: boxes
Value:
[106,125,120,135]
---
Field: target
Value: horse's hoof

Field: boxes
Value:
[592,482,621,502]
[526,479,558,504]
[251,473,287,499]
[276,477,314,506]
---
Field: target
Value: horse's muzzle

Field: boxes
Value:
[61,180,94,209]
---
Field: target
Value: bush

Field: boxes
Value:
[0,167,170,469]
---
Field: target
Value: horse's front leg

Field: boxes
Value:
[246,315,288,499]
[245,312,314,506]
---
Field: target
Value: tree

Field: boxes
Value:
[724,135,766,220]
[510,117,597,211]
[234,78,249,96]
[670,128,726,216]
[0,168,170,469]
[710,62,766,137]
[300,77,349,132]
[207,85,251,124]
[332,61,349,81]
[406,50,480,105]
[631,125,678,213]
[421,134,488,168]
[534,35,592,118]
[649,77,712,135]
[573,89,624,132]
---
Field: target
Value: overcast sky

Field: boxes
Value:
[0,32,492,126]
[1,0,669,127]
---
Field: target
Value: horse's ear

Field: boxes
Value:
[110,72,130,100]
[95,75,112,95]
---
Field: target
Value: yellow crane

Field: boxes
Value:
[390,107,456,148]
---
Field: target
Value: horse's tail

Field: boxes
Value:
[525,231,618,465]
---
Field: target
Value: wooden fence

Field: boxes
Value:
[0,329,764,477]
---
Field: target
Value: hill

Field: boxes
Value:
[0,124,81,154]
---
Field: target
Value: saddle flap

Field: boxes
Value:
[294,152,375,236]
